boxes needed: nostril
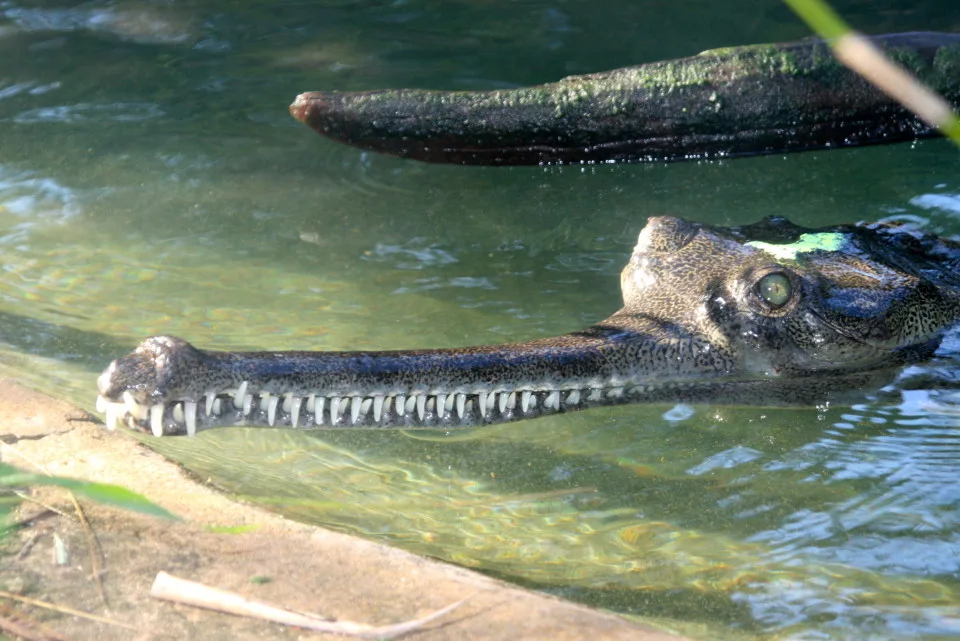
[634,216,699,253]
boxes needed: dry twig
[151,571,471,639]
[0,610,68,641]
[12,492,69,519]
[68,492,109,609]
[0,590,136,630]
[15,529,43,562]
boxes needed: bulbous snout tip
[633,216,699,254]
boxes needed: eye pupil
[757,273,792,308]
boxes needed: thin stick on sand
[150,572,471,640]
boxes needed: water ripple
[546,251,623,274]
[363,240,459,270]
[5,5,193,45]
[13,102,164,124]
[910,192,960,216]
[0,165,82,228]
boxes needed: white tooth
[487,392,497,412]
[435,394,446,419]
[395,394,406,417]
[122,391,140,416]
[150,404,164,436]
[445,394,455,413]
[290,396,302,428]
[233,382,248,409]
[243,394,253,416]
[546,391,559,410]
[588,389,602,402]
[426,397,435,413]
[184,401,197,436]
[173,403,185,424]
[212,398,222,415]
[205,393,215,417]
[123,396,148,421]
[498,392,507,414]
[507,392,516,410]
[566,390,580,406]
[360,398,372,419]
[373,396,384,422]
[260,392,272,412]
[607,387,624,399]
[405,395,416,415]
[416,394,426,421]
[267,396,279,426]
[306,394,315,412]
[330,397,341,424]
[282,394,293,413]
[105,405,119,431]
[456,394,465,419]
[96,394,107,413]
[314,396,325,425]
[351,397,361,424]
[383,396,393,418]
[477,392,487,417]
[521,391,531,413]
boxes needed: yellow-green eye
[757,272,792,308]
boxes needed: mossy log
[290,32,960,165]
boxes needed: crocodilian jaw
[92,330,722,437]
[94,383,640,436]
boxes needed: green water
[2,1,960,638]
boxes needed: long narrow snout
[94,321,736,436]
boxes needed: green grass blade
[784,0,960,148]
[782,0,850,41]
[0,463,177,519]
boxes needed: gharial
[95,215,960,436]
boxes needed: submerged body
[96,216,960,436]
[291,32,960,165]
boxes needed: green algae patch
[747,232,847,260]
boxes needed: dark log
[290,32,960,166]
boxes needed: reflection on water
[2,1,960,638]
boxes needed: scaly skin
[96,216,960,436]
[290,32,960,165]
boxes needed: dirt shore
[0,378,690,641]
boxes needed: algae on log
[290,32,960,165]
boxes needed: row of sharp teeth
[95,382,646,436]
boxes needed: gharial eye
[756,272,792,308]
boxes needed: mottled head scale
[618,216,960,376]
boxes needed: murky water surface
[2,1,960,638]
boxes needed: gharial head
[615,215,960,379]
[94,214,960,435]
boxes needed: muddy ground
[0,378,692,641]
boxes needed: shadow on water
[0,309,130,368]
